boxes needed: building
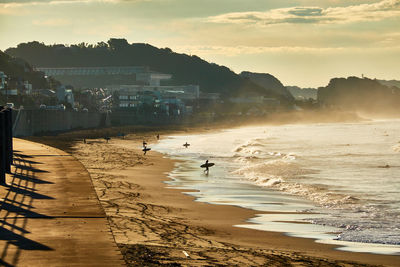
[0,75,32,96]
[36,66,149,76]
[136,72,172,86]
[56,86,75,107]
[35,66,151,88]
[115,85,198,115]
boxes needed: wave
[233,139,266,152]
[233,159,361,209]
[392,144,400,152]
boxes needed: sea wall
[12,109,215,137]
[13,109,110,137]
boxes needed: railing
[0,107,13,184]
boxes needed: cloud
[32,18,71,26]
[207,0,400,25]
[0,0,145,8]
[174,44,400,57]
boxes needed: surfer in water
[183,142,190,148]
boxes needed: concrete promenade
[0,139,125,266]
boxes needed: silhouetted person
[156,134,160,140]
[83,138,86,144]
[143,140,147,147]
[204,160,209,175]
[183,142,190,148]
[143,145,151,155]
[104,137,110,143]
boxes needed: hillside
[318,77,400,113]
[5,39,293,104]
[286,86,317,100]
[377,79,400,89]
[240,71,294,101]
[0,50,51,90]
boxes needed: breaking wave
[232,156,361,209]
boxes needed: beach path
[0,139,125,266]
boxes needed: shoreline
[68,135,399,266]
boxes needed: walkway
[0,139,125,266]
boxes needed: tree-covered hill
[5,39,293,103]
[0,50,52,89]
[286,86,317,100]
[378,79,400,89]
[318,77,400,113]
[240,71,294,100]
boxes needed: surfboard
[142,148,151,152]
[200,163,214,168]
[183,143,190,147]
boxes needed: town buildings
[38,65,220,116]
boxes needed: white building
[136,72,172,86]
[36,66,149,76]
[111,84,200,109]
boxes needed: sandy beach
[53,130,398,267]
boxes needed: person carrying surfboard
[143,145,151,155]
[201,160,214,175]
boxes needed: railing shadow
[0,152,54,266]
[12,158,41,165]
[0,228,52,250]
[10,165,48,173]
[11,174,53,185]
[5,186,54,200]
[12,153,33,159]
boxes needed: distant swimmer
[104,137,110,143]
[143,146,151,155]
[378,164,390,168]
[183,142,190,148]
[200,160,214,175]
[156,134,160,140]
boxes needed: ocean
[153,119,400,255]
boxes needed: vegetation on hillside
[240,71,294,100]
[5,39,293,103]
[318,77,400,114]
[0,50,53,90]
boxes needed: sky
[0,0,399,87]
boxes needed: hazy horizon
[1,0,399,87]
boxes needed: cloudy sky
[0,0,399,87]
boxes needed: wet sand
[69,135,399,266]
